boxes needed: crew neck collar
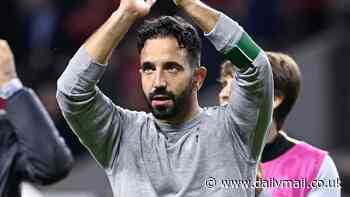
[153,108,204,132]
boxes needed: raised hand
[119,0,157,18]
[84,0,157,64]
[0,40,17,87]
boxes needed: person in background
[219,52,341,196]
[0,39,74,197]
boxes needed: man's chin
[151,106,177,120]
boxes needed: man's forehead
[140,37,189,63]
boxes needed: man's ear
[193,66,207,91]
[273,95,284,110]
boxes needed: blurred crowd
[1,0,349,196]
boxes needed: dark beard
[143,83,193,120]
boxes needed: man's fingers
[0,40,12,54]
[0,39,8,48]
[145,0,156,8]
[0,40,14,65]
[0,39,7,51]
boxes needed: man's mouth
[151,95,173,107]
[152,95,171,100]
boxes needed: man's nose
[154,70,166,88]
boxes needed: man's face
[140,37,194,120]
[218,74,234,106]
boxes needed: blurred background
[1,0,349,196]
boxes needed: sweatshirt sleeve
[56,46,142,169]
[206,13,273,161]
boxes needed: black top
[0,88,74,197]
[261,132,295,163]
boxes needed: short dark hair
[220,52,301,131]
[137,16,202,67]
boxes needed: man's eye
[141,66,155,74]
[143,68,153,73]
[168,67,178,73]
[166,64,179,73]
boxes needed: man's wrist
[114,8,139,22]
[116,3,149,21]
[0,78,23,99]
[175,0,198,8]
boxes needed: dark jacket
[0,88,74,197]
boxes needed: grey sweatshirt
[56,13,273,197]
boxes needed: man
[219,52,341,196]
[0,39,74,197]
[56,0,273,196]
